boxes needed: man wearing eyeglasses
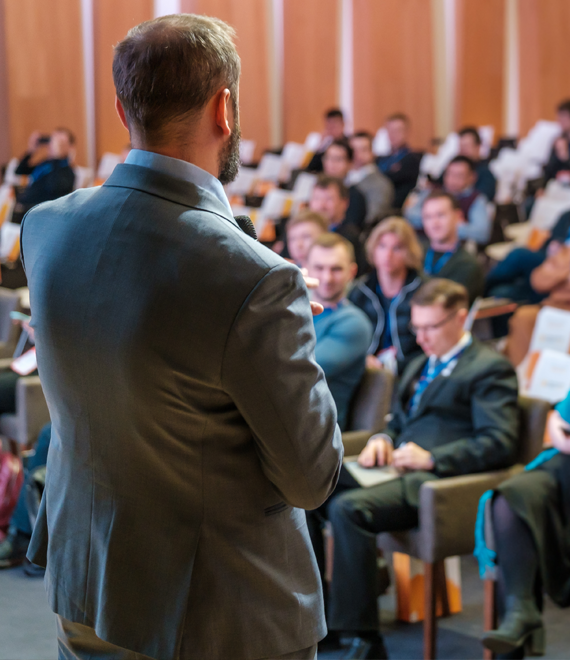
[314,278,519,660]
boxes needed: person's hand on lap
[358,436,393,467]
[392,442,434,471]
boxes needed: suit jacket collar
[103,163,239,230]
[399,339,480,419]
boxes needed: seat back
[0,287,21,357]
[345,366,394,434]
[517,395,551,465]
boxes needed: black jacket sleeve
[430,358,519,477]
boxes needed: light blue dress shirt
[125,148,233,218]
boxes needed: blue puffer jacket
[348,268,425,373]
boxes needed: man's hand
[366,354,383,369]
[548,410,570,455]
[27,130,42,153]
[358,435,393,467]
[301,268,323,316]
[392,442,434,471]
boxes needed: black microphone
[234,215,258,241]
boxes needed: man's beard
[218,109,241,185]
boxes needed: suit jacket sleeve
[221,262,344,510]
[429,359,519,477]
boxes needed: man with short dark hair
[22,14,342,660]
[457,126,496,201]
[405,155,492,245]
[311,279,519,659]
[322,140,367,229]
[306,108,348,173]
[376,113,421,209]
[307,233,373,431]
[421,190,485,303]
[348,131,394,224]
[309,176,367,273]
[13,128,77,222]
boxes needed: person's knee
[328,492,361,528]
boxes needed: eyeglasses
[409,309,458,336]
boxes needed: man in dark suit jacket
[310,279,519,659]
[22,15,343,660]
[421,190,485,304]
[376,113,421,209]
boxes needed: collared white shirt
[428,331,472,376]
[346,163,378,187]
[125,149,233,218]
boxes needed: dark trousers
[308,468,419,632]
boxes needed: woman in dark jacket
[348,216,425,374]
[479,392,570,658]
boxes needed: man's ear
[457,307,469,325]
[115,97,129,131]
[349,262,358,280]
[215,88,232,137]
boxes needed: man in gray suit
[21,14,343,660]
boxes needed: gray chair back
[0,287,21,357]
[345,367,394,434]
[517,396,551,465]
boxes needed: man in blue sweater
[306,233,373,431]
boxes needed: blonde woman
[348,217,425,373]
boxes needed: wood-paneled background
[0,0,568,166]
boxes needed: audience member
[348,217,424,374]
[505,241,570,366]
[0,423,51,570]
[306,108,347,173]
[422,191,485,304]
[285,210,328,268]
[348,132,394,225]
[543,99,570,185]
[13,129,76,223]
[309,176,367,274]
[480,391,570,657]
[486,208,570,308]
[310,279,519,660]
[307,234,373,431]
[457,126,496,201]
[322,140,367,230]
[376,113,421,210]
[405,156,492,245]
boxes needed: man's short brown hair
[387,112,410,125]
[315,175,349,200]
[307,232,355,264]
[113,14,241,145]
[411,278,469,311]
[422,190,460,211]
[286,210,328,234]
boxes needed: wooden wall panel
[0,0,10,164]
[352,0,435,151]
[283,0,338,144]
[94,0,153,160]
[455,0,505,137]
[181,0,271,157]
[519,0,570,135]
[3,0,87,164]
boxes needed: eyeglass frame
[408,309,459,336]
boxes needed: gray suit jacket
[356,168,395,224]
[21,164,343,660]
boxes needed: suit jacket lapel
[409,341,478,419]
[103,163,239,229]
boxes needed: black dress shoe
[482,597,545,656]
[340,635,388,659]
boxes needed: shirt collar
[430,331,472,366]
[125,149,233,218]
[346,163,377,185]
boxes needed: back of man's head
[113,14,241,146]
[411,278,468,312]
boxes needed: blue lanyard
[424,248,455,275]
[408,340,471,414]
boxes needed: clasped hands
[358,435,435,472]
